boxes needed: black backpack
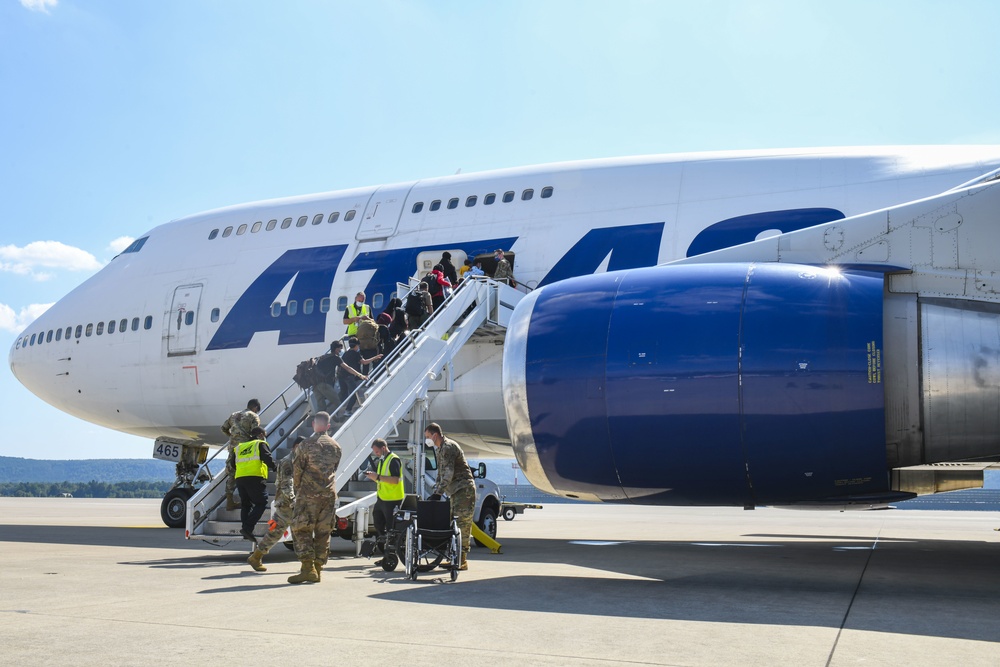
[406,290,428,316]
[293,357,320,390]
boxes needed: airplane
[10,145,1000,522]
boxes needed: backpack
[406,290,428,317]
[293,357,320,390]
[356,316,379,350]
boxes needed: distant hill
[0,456,176,483]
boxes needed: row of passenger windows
[411,186,553,214]
[269,293,396,318]
[15,316,154,350]
[208,210,358,240]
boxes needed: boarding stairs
[184,276,524,550]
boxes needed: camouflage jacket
[293,433,341,500]
[222,409,260,446]
[493,258,513,282]
[432,438,475,496]
[273,455,295,510]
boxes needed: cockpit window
[122,237,149,254]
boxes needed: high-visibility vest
[346,302,371,335]
[235,439,268,478]
[376,452,405,501]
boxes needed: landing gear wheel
[474,507,498,547]
[160,488,193,528]
[502,507,516,521]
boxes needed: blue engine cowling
[502,263,889,506]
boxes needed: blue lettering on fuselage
[538,222,665,287]
[207,245,348,350]
[348,237,518,308]
[685,208,845,257]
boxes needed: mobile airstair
[184,276,524,552]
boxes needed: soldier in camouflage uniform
[247,436,302,572]
[425,422,476,570]
[288,412,342,584]
[221,399,261,511]
[492,249,515,287]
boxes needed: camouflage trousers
[257,506,292,554]
[291,495,337,564]
[225,444,237,498]
[450,485,476,554]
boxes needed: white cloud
[108,236,135,254]
[0,241,103,280]
[20,0,57,12]
[0,303,53,333]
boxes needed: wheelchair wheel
[450,567,458,582]
[381,553,398,571]
[415,552,443,572]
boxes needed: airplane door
[167,284,203,357]
[356,182,417,241]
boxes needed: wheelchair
[404,498,461,582]
[361,494,417,572]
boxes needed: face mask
[355,299,364,305]
[424,437,435,447]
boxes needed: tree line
[0,480,174,498]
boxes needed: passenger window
[184,311,194,325]
[76,325,83,339]
[296,216,308,227]
[30,334,36,346]
[430,200,441,211]
[96,322,104,335]
[281,217,292,229]
[55,329,62,341]
[329,212,339,223]
[448,198,459,210]
[466,195,477,207]
[412,202,424,214]
[209,229,219,240]
[271,303,281,317]
[373,293,383,310]
[211,308,220,323]
[67,326,74,340]
[251,221,262,233]
[222,226,233,238]
[86,324,93,337]
[312,214,323,225]
[320,297,330,313]
[47,330,53,342]
[108,320,116,334]
[236,224,247,235]
[287,300,298,316]
[484,193,496,205]
[345,210,356,221]
[522,188,534,201]
[336,296,348,312]
[303,299,314,315]
[131,318,139,332]
[144,316,152,330]
[119,319,127,333]
[266,219,277,231]
[15,337,21,349]
[503,191,515,203]
[541,186,554,198]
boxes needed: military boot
[247,550,266,572]
[288,559,319,584]
[225,494,241,511]
[313,559,325,582]
[458,552,468,571]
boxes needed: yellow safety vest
[235,439,268,478]
[376,452,405,501]
[346,302,371,336]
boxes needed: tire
[450,567,458,582]
[381,553,398,571]
[474,506,498,547]
[502,507,517,521]
[282,541,295,551]
[160,488,193,528]
[416,552,443,572]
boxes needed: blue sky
[3,0,1000,460]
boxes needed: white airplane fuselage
[11,147,1000,456]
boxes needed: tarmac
[2,497,999,666]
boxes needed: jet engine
[503,263,900,506]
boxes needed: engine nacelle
[502,263,891,505]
